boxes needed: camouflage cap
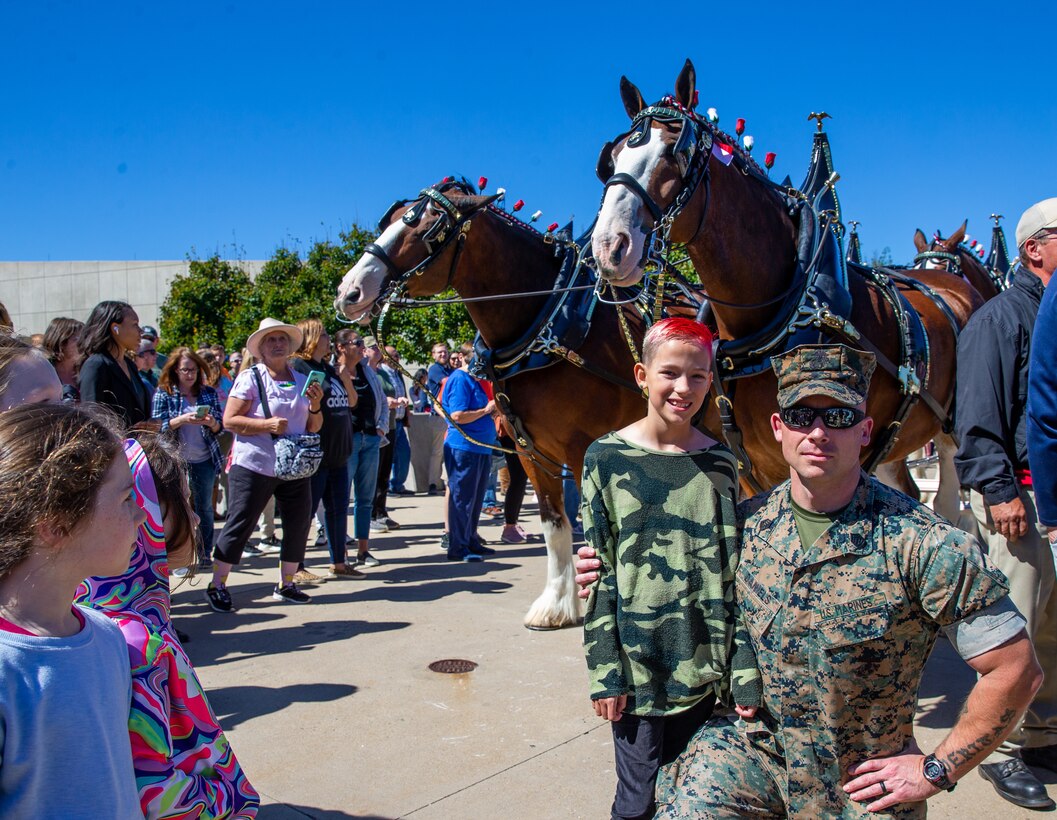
[771,344,876,409]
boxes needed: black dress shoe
[1024,745,1057,774]
[979,758,1055,809]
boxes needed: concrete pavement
[171,491,1051,819]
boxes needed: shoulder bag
[252,366,323,480]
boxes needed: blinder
[596,138,618,183]
[377,199,410,233]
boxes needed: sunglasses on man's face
[780,405,866,430]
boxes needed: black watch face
[923,758,946,784]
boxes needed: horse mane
[434,175,554,242]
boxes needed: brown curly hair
[0,403,123,578]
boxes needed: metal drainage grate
[429,659,478,674]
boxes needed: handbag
[251,366,322,481]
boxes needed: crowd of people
[0,302,538,606]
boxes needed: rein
[384,283,597,308]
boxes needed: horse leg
[521,462,579,631]
[875,459,920,501]
[931,432,963,525]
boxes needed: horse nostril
[345,288,361,305]
[608,233,630,267]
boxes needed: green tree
[158,256,253,352]
[162,222,481,363]
[870,246,896,268]
[382,294,475,363]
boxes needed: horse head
[334,178,498,322]
[593,59,711,286]
[912,220,1002,298]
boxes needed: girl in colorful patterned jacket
[78,429,260,819]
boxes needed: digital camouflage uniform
[655,344,1013,818]
[656,482,1012,818]
[582,433,761,715]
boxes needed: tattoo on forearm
[942,708,1017,772]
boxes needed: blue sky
[2,1,1054,265]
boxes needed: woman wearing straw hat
[205,318,325,611]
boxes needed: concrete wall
[0,260,267,337]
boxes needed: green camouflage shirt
[735,476,1011,817]
[582,432,760,717]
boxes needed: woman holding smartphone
[152,347,224,569]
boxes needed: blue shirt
[1028,277,1057,526]
[0,606,141,818]
[442,369,497,454]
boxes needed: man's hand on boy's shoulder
[575,546,600,599]
[592,694,627,722]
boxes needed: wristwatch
[922,754,956,792]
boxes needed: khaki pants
[407,411,447,493]
[971,488,1057,757]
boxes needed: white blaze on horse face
[593,131,666,286]
[335,219,405,321]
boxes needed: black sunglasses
[780,405,866,430]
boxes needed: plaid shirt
[151,385,224,473]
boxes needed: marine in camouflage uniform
[654,344,1035,819]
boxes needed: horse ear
[675,59,696,109]
[913,229,928,253]
[948,220,967,246]
[620,76,646,119]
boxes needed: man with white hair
[954,197,1057,810]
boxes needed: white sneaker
[369,518,389,533]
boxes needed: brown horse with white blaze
[335,181,647,629]
[592,60,983,501]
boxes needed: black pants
[610,694,716,820]
[372,435,395,520]
[500,434,528,526]
[213,465,312,565]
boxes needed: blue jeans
[187,459,217,560]
[563,469,581,527]
[389,424,411,492]
[311,464,351,564]
[348,431,381,541]
[481,453,503,508]
[444,445,491,557]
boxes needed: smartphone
[194,405,209,419]
[301,370,326,396]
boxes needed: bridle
[595,98,716,277]
[593,97,804,313]
[913,238,1006,293]
[343,180,502,323]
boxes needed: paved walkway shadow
[257,802,389,819]
[209,682,358,730]
[180,614,410,668]
[915,636,976,729]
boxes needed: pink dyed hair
[641,317,715,366]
